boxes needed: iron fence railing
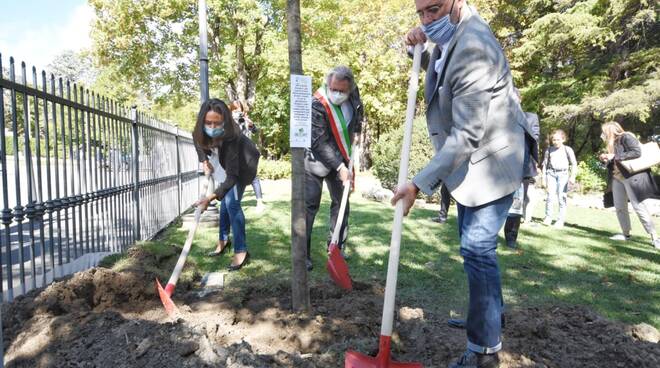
[0,53,201,305]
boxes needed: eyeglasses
[416,2,444,19]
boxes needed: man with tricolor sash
[304,65,363,271]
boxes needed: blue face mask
[420,0,457,46]
[204,126,224,138]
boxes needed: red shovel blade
[327,243,353,291]
[345,336,422,368]
[156,278,179,317]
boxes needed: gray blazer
[412,6,531,207]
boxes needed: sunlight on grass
[141,178,659,328]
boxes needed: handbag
[618,142,660,174]
[303,149,331,177]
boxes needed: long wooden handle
[166,173,211,287]
[329,145,356,244]
[380,43,423,337]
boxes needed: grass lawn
[139,176,660,328]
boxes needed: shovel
[344,44,424,368]
[156,174,212,317]
[326,145,356,291]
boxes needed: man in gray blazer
[393,1,531,367]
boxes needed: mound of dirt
[2,247,659,367]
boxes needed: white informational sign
[289,74,312,148]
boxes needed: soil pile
[2,246,659,367]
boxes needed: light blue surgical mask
[204,126,224,138]
[420,0,457,46]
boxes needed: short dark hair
[192,98,239,149]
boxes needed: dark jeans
[438,184,451,220]
[304,169,349,261]
[457,193,513,354]
[219,184,247,253]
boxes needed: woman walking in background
[542,129,578,228]
[230,100,266,213]
[599,122,659,249]
[194,99,261,271]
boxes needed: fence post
[131,106,141,241]
[175,126,182,216]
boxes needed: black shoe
[207,240,231,257]
[227,252,249,271]
[505,239,517,249]
[306,258,313,271]
[447,315,506,330]
[449,351,499,368]
[431,216,447,224]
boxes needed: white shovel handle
[330,145,356,245]
[166,173,211,287]
[380,44,423,336]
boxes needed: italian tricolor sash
[314,86,351,162]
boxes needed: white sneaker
[255,200,266,213]
[542,217,552,226]
[653,238,660,249]
[609,234,631,241]
[553,221,564,229]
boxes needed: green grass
[109,180,660,328]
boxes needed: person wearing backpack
[599,121,659,249]
[193,98,261,271]
[541,129,577,228]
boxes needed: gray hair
[326,65,356,92]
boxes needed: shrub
[257,158,291,180]
[575,156,607,193]
[372,117,436,200]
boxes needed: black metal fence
[0,53,201,304]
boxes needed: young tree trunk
[286,0,310,312]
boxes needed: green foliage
[575,157,607,193]
[86,0,658,164]
[501,0,659,157]
[372,117,434,192]
[257,158,290,180]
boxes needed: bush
[257,159,291,180]
[372,117,436,200]
[575,156,607,193]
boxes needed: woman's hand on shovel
[195,194,217,213]
[391,182,419,216]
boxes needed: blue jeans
[545,170,568,222]
[219,184,247,253]
[457,193,513,354]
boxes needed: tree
[286,0,309,312]
[89,0,283,131]
[47,50,98,87]
[489,0,659,158]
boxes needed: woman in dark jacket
[194,99,260,270]
[599,121,659,249]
